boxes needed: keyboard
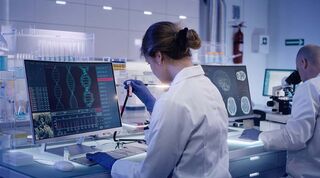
[71,145,147,166]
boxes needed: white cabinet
[5,0,36,22]
[65,0,85,3]
[85,0,129,9]
[129,0,166,13]
[128,31,144,60]
[166,16,199,32]
[166,0,199,18]
[230,151,286,178]
[86,5,128,30]
[35,0,85,26]
[86,27,128,58]
[129,10,166,31]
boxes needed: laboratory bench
[0,129,286,178]
[228,142,286,177]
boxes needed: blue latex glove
[239,128,261,141]
[86,152,117,170]
[124,79,156,113]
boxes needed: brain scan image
[227,97,237,116]
[241,96,251,114]
[236,70,246,81]
[214,70,231,92]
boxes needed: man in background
[241,44,320,178]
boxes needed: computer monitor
[201,65,254,121]
[262,69,295,96]
[24,60,122,155]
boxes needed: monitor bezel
[201,64,254,121]
[262,68,295,97]
[24,59,122,144]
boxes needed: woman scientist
[87,21,231,178]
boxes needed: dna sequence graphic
[52,65,64,110]
[80,66,94,107]
[66,65,79,108]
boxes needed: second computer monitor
[202,65,253,120]
[262,69,295,96]
[24,60,122,144]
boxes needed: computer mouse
[54,161,75,172]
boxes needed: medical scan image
[202,65,253,118]
[213,70,231,92]
[227,97,237,116]
[236,70,246,81]
[241,96,251,114]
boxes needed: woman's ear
[154,51,163,65]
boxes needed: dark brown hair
[141,21,201,60]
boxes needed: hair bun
[176,28,188,50]
[186,29,201,50]
[141,21,201,60]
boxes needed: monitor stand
[42,137,99,157]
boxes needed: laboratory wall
[0,0,199,60]
[3,0,306,106]
[242,0,269,106]
[267,0,320,69]
[224,0,269,106]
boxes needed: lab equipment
[265,112,290,124]
[53,160,75,172]
[0,79,6,121]
[239,128,261,141]
[86,152,116,170]
[113,82,147,144]
[262,69,295,96]
[0,33,8,71]
[198,0,227,64]
[285,70,301,85]
[121,81,132,117]
[263,69,300,115]
[0,55,8,71]
[24,60,122,156]
[2,28,95,62]
[124,80,155,113]
[202,65,255,121]
[197,42,226,64]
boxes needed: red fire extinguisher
[232,22,245,64]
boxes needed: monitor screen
[24,60,122,143]
[262,69,294,96]
[202,65,253,119]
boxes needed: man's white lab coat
[111,65,231,178]
[259,74,320,178]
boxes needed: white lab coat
[111,65,231,178]
[259,74,320,178]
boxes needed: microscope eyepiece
[285,70,301,85]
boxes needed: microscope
[267,71,301,115]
